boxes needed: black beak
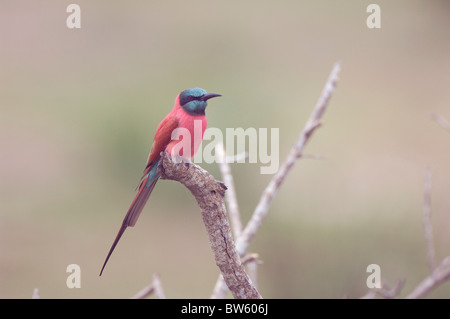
[201,93,222,101]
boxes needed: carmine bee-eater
[100,88,221,275]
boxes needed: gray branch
[158,152,262,299]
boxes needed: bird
[100,88,221,275]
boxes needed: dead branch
[242,253,262,291]
[423,168,436,273]
[32,288,40,299]
[235,62,340,257]
[211,62,341,298]
[404,169,450,298]
[360,168,450,299]
[360,279,405,299]
[406,257,450,299]
[158,152,261,299]
[215,142,243,239]
[131,273,165,299]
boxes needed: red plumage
[100,90,216,276]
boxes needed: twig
[158,152,262,299]
[235,61,340,256]
[211,62,341,298]
[211,275,228,299]
[241,253,260,265]
[152,273,165,299]
[431,113,450,133]
[365,168,450,299]
[216,142,243,238]
[423,168,436,273]
[225,151,249,164]
[360,279,405,299]
[32,288,40,299]
[131,273,165,299]
[406,257,450,299]
[132,283,155,299]
[403,169,450,298]
[242,253,261,290]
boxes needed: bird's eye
[185,96,195,103]
[180,95,191,105]
[181,94,202,106]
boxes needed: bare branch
[360,279,405,299]
[158,152,261,299]
[225,151,249,164]
[366,168,450,299]
[243,253,261,291]
[210,275,228,299]
[235,62,340,257]
[152,273,166,299]
[402,169,450,298]
[406,257,450,299]
[423,168,436,273]
[131,273,165,299]
[215,142,243,238]
[241,253,261,265]
[210,254,261,299]
[210,62,340,298]
[32,288,40,299]
[131,283,155,299]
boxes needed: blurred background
[1,0,450,298]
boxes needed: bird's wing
[142,114,179,177]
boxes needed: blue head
[179,88,221,115]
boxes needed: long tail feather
[99,175,159,276]
[99,221,128,276]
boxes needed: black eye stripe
[180,95,202,106]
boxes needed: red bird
[100,88,221,275]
